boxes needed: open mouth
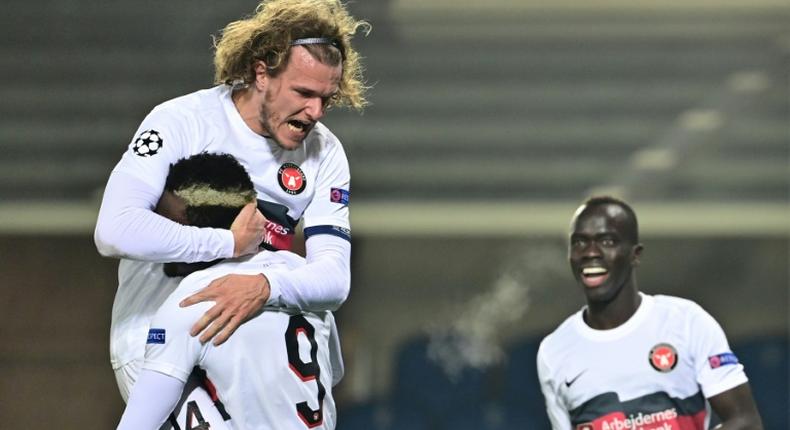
[581,266,608,287]
[287,119,310,134]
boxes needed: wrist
[227,229,241,258]
[257,273,271,303]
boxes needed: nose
[581,241,602,258]
[304,97,325,121]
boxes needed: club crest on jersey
[147,328,166,344]
[330,187,350,205]
[576,423,594,430]
[649,343,678,372]
[277,162,306,195]
[132,129,163,157]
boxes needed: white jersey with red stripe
[537,293,748,430]
[103,84,352,371]
[143,251,344,430]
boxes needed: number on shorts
[285,315,325,428]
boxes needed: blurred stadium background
[0,0,787,428]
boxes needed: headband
[290,37,345,59]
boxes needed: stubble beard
[259,100,304,151]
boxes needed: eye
[600,237,616,247]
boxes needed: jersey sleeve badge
[330,187,350,205]
[132,129,163,157]
[708,352,739,369]
[147,328,166,344]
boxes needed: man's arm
[116,369,185,430]
[709,383,763,430]
[182,135,353,345]
[179,133,351,345]
[95,170,265,262]
[687,302,763,429]
[181,234,350,345]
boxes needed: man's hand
[231,203,267,257]
[179,273,271,345]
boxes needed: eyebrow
[571,232,618,239]
[293,83,338,98]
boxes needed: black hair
[164,152,256,230]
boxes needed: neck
[231,88,267,136]
[584,283,641,330]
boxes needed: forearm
[95,170,234,262]
[714,416,763,430]
[116,369,185,430]
[265,234,350,311]
[709,383,764,430]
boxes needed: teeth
[583,267,607,275]
[287,122,303,132]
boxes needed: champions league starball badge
[277,162,306,195]
[132,129,163,157]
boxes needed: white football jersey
[144,251,344,430]
[111,260,179,370]
[117,84,350,236]
[537,293,748,430]
[107,84,352,371]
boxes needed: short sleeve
[688,305,748,398]
[113,104,197,192]
[302,133,351,236]
[142,281,209,382]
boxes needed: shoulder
[651,294,709,319]
[310,122,342,144]
[157,264,232,313]
[149,86,226,124]
[271,250,307,269]
[241,250,304,271]
[538,310,582,361]
[650,294,726,340]
[305,122,346,157]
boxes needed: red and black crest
[277,162,306,195]
[649,343,678,372]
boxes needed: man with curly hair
[94,0,368,427]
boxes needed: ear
[155,190,189,225]
[253,60,268,90]
[631,243,644,267]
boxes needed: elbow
[330,273,351,311]
[94,222,124,258]
[314,270,349,312]
[312,267,350,312]
[94,214,166,260]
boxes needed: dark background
[0,1,787,428]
